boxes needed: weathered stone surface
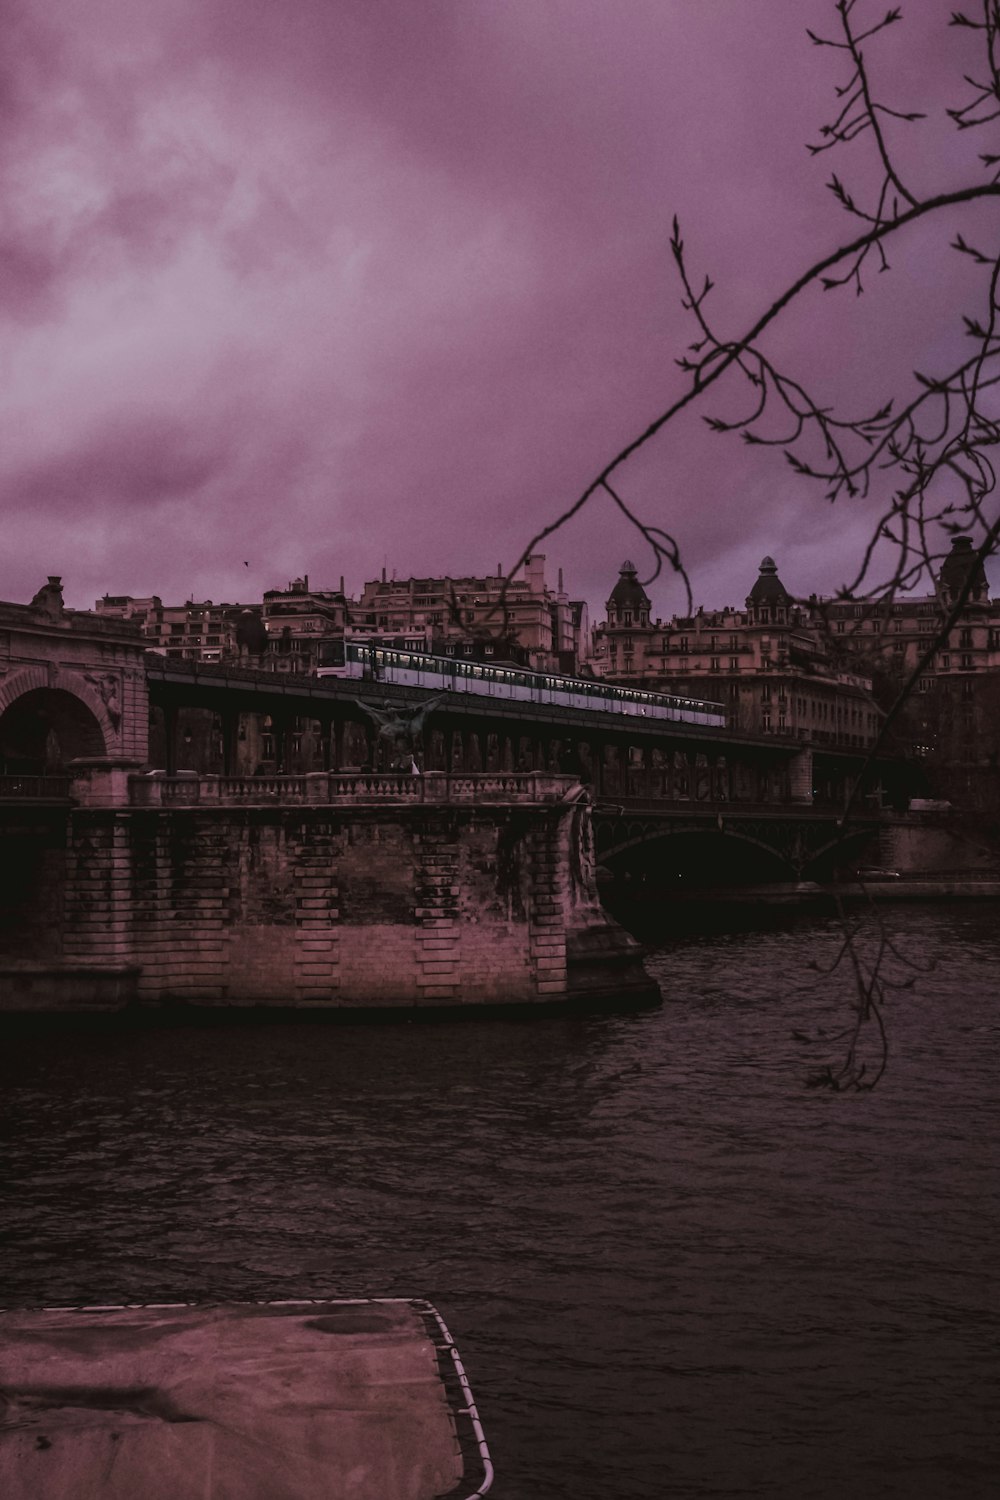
[0,783,660,1013]
[0,1301,465,1500]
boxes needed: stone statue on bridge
[354,695,446,771]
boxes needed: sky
[2,0,996,621]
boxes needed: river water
[2,902,998,1499]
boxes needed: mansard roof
[747,556,792,607]
[608,561,650,611]
[938,535,989,603]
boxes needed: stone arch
[599,824,798,880]
[0,667,114,772]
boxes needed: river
[2,902,997,1498]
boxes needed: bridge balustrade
[0,774,74,802]
[128,771,579,808]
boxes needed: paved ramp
[0,1298,491,1499]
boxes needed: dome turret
[938,535,989,604]
[607,560,651,612]
[747,555,791,609]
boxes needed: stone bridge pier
[2,773,658,1015]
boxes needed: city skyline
[3,3,992,615]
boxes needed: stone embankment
[0,771,659,1015]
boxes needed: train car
[316,642,725,728]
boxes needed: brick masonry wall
[50,803,590,1008]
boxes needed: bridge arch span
[0,667,114,772]
[598,824,799,883]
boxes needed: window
[762,711,772,731]
[761,684,771,702]
[960,628,972,648]
[623,611,633,626]
[941,654,951,670]
[679,635,689,652]
[961,653,973,670]
[710,657,721,672]
[836,621,845,633]
[729,657,739,672]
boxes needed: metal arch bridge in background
[593,801,889,877]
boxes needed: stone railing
[129,771,580,808]
[0,774,74,802]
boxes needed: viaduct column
[789,748,814,805]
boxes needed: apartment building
[357,554,587,673]
[94,595,250,662]
[815,534,1000,762]
[591,558,881,749]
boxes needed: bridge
[0,582,907,1014]
[1,578,904,809]
[592,798,887,884]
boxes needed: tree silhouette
[508,1,1000,1087]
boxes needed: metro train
[316,641,726,727]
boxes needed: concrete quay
[0,1299,492,1500]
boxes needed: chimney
[340,575,345,595]
[382,566,387,583]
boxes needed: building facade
[95,595,251,663]
[591,558,881,750]
[814,535,1000,780]
[357,554,587,673]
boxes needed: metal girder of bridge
[145,657,822,759]
[593,803,888,875]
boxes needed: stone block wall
[48,802,612,1009]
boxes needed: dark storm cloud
[1,0,991,614]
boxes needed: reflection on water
[2,904,998,1499]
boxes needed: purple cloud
[1,0,994,620]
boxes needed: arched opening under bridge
[0,687,107,773]
[603,829,798,893]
